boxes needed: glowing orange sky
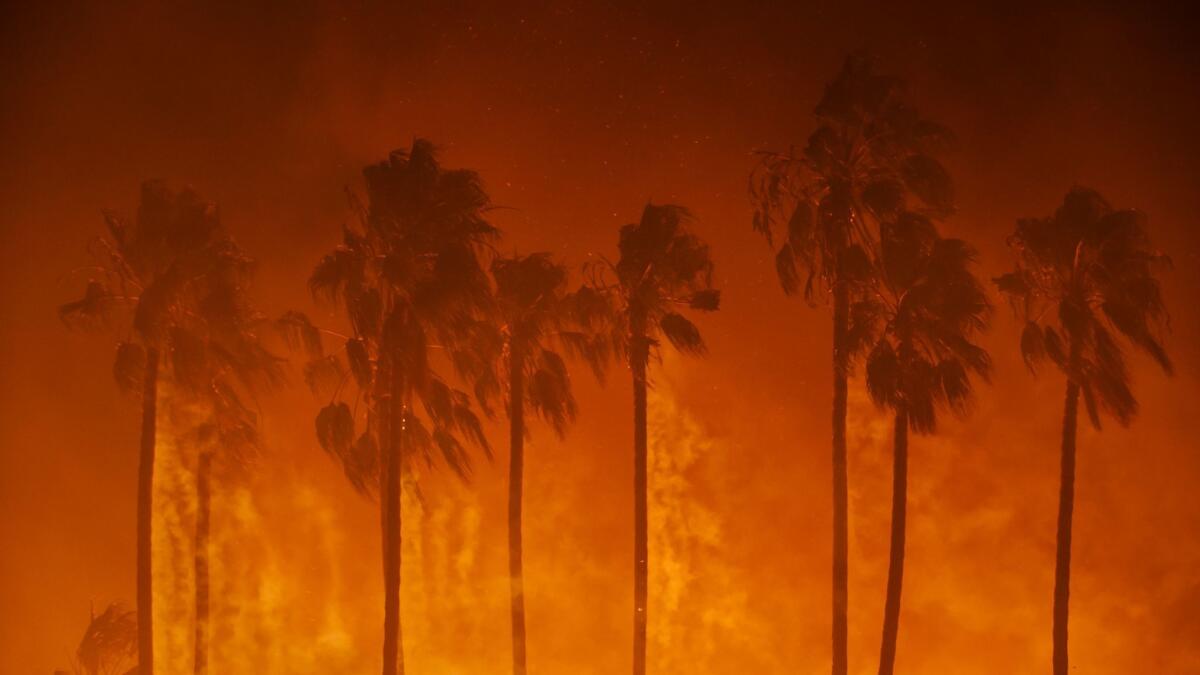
[2,2,1199,673]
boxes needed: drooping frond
[528,348,578,437]
[303,354,347,398]
[659,312,706,355]
[59,280,118,332]
[865,339,900,409]
[345,337,372,389]
[316,402,355,465]
[276,311,325,358]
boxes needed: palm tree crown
[856,220,992,430]
[482,252,603,433]
[995,186,1173,426]
[750,52,955,301]
[589,203,721,359]
[61,181,260,379]
[290,139,496,491]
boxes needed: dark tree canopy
[851,216,992,432]
[750,52,954,304]
[296,139,496,494]
[472,252,608,437]
[995,187,1172,428]
[585,203,720,363]
[61,181,283,462]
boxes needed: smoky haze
[2,1,1199,673]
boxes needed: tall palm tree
[848,217,991,675]
[61,181,245,675]
[585,204,719,675]
[173,239,283,675]
[749,53,954,675]
[290,139,495,675]
[995,187,1172,675]
[472,252,608,675]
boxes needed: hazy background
[2,1,1199,672]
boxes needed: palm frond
[528,349,578,437]
[59,280,118,332]
[659,312,706,355]
[276,311,324,358]
[303,354,346,397]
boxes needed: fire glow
[4,4,1199,675]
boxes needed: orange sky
[2,2,1199,673]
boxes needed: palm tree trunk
[193,449,212,675]
[1053,378,1080,675]
[138,346,158,675]
[878,409,908,675]
[383,366,406,675]
[632,343,649,675]
[508,346,528,675]
[831,282,850,675]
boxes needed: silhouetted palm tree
[995,187,1172,675]
[290,139,495,675]
[750,53,954,675]
[848,218,991,675]
[174,241,283,675]
[585,204,719,675]
[61,182,250,675]
[68,603,138,675]
[468,252,608,675]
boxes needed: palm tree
[290,139,495,675]
[173,239,284,675]
[847,217,991,675]
[585,204,719,675]
[749,53,954,675]
[69,603,138,675]
[470,252,609,675]
[995,187,1172,675]
[61,181,244,675]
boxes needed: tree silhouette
[995,187,1172,675]
[68,603,138,675]
[585,204,719,675]
[290,139,495,675]
[465,252,608,675]
[848,218,991,675]
[173,238,283,675]
[61,181,256,675]
[750,53,954,675]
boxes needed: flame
[647,382,778,673]
[151,382,370,674]
[151,381,201,675]
[133,371,1200,675]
